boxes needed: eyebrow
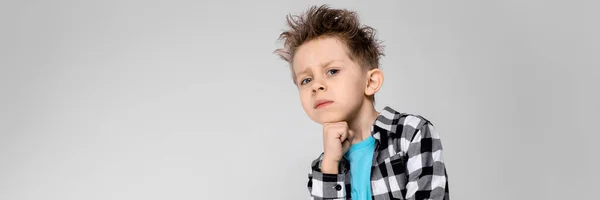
[294,60,342,78]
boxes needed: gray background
[1,0,598,199]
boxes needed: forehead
[292,37,352,73]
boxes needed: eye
[300,77,312,85]
[327,69,339,75]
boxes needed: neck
[347,100,380,145]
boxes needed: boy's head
[275,5,385,124]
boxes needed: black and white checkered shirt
[307,106,450,200]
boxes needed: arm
[307,153,349,199]
[405,122,450,200]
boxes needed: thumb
[342,136,352,153]
[347,130,355,141]
[342,130,355,153]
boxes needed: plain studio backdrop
[1,0,598,199]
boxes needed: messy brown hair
[274,5,385,84]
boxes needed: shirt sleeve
[307,152,350,199]
[405,122,450,200]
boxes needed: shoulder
[378,106,436,140]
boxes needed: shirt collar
[371,106,399,142]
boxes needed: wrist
[321,158,339,174]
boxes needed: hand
[321,121,355,174]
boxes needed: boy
[274,5,449,200]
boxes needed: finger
[331,121,347,126]
[342,138,351,152]
[347,130,355,141]
[322,124,329,135]
[339,129,348,142]
[342,141,350,152]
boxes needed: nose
[311,79,326,93]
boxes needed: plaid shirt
[307,106,449,200]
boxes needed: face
[292,37,368,124]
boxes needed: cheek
[337,79,366,109]
[340,78,365,97]
[298,90,312,110]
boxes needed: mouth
[314,100,334,109]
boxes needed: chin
[310,112,348,124]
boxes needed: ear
[365,68,384,96]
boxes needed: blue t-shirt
[343,135,376,200]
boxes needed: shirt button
[335,184,342,191]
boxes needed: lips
[314,100,334,109]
